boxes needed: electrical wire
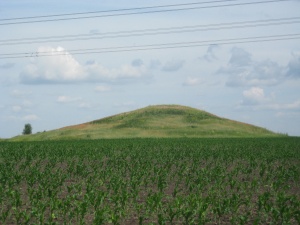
[0,0,254,21]
[0,0,291,26]
[1,17,299,46]
[1,33,299,59]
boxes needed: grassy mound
[11,105,281,141]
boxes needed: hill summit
[12,105,280,141]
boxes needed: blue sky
[0,0,300,138]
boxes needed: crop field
[0,138,300,224]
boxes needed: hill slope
[11,105,281,141]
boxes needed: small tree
[22,124,32,135]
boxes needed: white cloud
[22,114,39,121]
[95,85,111,92]
[57,95,82,103]
[20,46,86,84]
[20,46,151,84]
[239,86,300,112]
[183,77,201,86]
[241,87,269,105]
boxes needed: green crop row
[0,138,299,224]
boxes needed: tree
[22,124,32,135]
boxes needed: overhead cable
[0,0,255,21]
[1,17,299,46]
[0,0,292,26]
[1,33,299,59]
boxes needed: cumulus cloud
[161,60,185,72]
[217,47,286,87]
[20,46,151,84]
[239,86,300,112]
[20,46,86,84]
[241,87,270,105]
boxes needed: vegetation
[22,124,32,135]
[11,105,281,141]
[0,138,299,224]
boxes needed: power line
[0,0,291,26]
[1,33,299,59]
[1,17,299,46]
[0,0,251,21]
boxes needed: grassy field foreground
[0,138,300,224]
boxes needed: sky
[0,0,300,138]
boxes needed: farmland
[0,138,300,224]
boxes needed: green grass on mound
[10,105,282,141]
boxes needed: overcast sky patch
[183,77,202,86]
[286,52,300,78]
[217,47,286,87]
[1,0,299,137]
[95,85,111,92]
[161,60,185,72]
[0,63,15,69]
[201,45,219,62]
[57,95,82,103]
[22,114,39,121]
